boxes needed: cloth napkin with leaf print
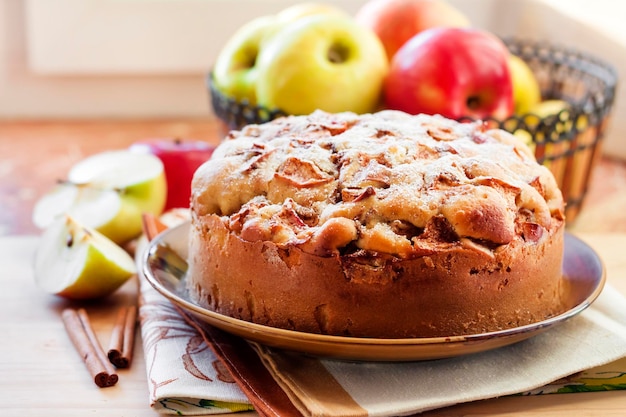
[138,212,301,416]
[138,269,254,415]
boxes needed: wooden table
[1,119,626,416]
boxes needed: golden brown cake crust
[188,110,566,338]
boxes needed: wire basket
[208,38,618,222]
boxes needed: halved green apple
[34,215,136,300]
[32,150,166,244]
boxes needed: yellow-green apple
[255,14,388,115]
[514,99,588,160]
[212,4,349,107]
[524,99,573,132]
[525,98,588,142]
[34,215,136,300]
[355,0,470,60]
[32,150,166,244]
[508,54,541,114]
[384,27,513,120]
[212,15,276,105]
[129,139,215,210]
[528,99,570,117]
[520,99,574,169]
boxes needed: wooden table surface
[1,119,626,416]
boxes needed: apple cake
[187,110,566,338]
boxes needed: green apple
[34,215,136,300]
[255,14,388,115]
[32,150,166,245]
[508,54,541,115]
[212,4,349,107]
[525,99,573,133]
[212,15,277,105]
[514,99,577,163]
[529,99,571,116]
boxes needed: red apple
[355,0,470,60]
[384,27,514,120]
[129,139,215,210]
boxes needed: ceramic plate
[142,222,605,362]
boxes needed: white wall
[0,0,508,120]
[1,0,625,158]
[0,0,223,119]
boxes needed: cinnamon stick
[141,212,167,242]
[107,305,137,368]
[61,308,118,388]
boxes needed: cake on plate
[186,110,566,338]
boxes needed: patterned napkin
[252,284,626,416]
[138,213,302,416]
[137,215,626,416]
[138,271,254,415]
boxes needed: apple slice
[34,215,136,300]
[32,150,166,244]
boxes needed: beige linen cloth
[137,218,626,416]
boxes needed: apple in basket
[32,150,166,245]
[212,15,276,106]
[254,13,388,115]
[508,53,542,115]
[212,2,348,107]
[384,27,514,120]
[355,0,471,60]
